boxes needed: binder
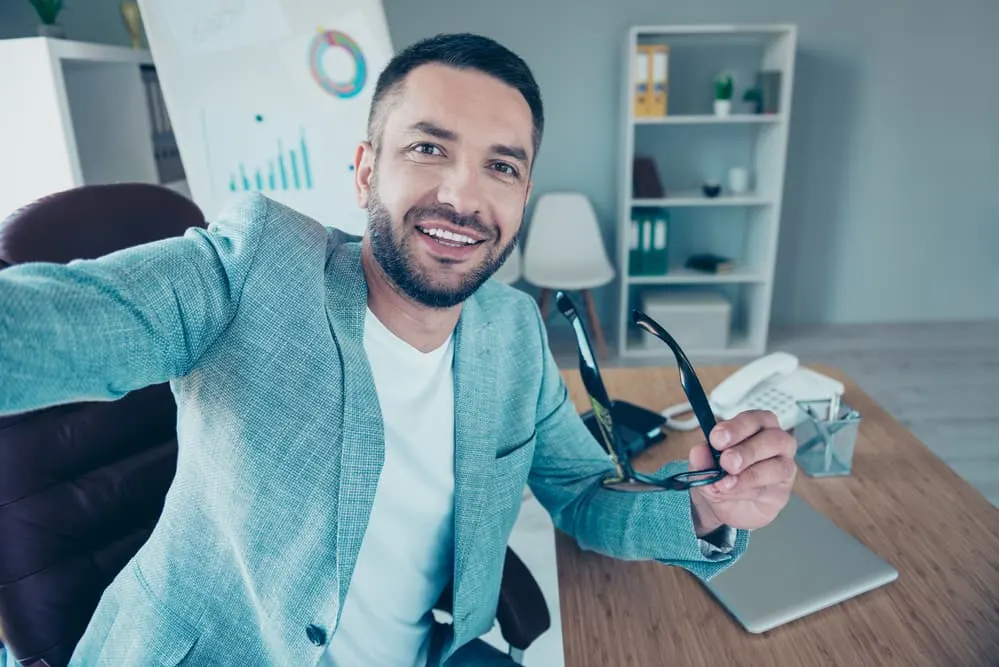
[648,44,669,116]
[628,215,643,276]
[648,210,669,274]
[641,215,654,274]
[633,48,650,116]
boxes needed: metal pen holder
[793,398,861,477]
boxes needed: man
[0,33,796,667]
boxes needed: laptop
[701,493,899,634]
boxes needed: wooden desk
[556,364,999,667]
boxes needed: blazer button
[306,623,327,646]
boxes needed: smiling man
[0,33,796,667]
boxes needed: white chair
[491,243,522,284]
[522,192,615,358]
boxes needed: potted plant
[30,0,65,39]
[713,72,734,117]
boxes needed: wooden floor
[549,319,999,509]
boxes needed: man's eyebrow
[407,121,457,141]
[491,143,529,165]
[407,121,529,165]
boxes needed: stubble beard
[366,185,519,309]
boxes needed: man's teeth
[421,227,479,245]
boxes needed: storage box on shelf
[635,290,732,351]
[0,37,185,219]
[616,24,796,361]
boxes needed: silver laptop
[702,493,898,634]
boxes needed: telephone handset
[662,352,845,432]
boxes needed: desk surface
[557,364,999,667]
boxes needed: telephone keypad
[746,387,795,416]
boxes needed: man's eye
[493,162,519,178]
[414,143,443,156]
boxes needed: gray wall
[3,0,997,328]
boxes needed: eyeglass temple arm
[631,310,722,466]
[556,292,635,476]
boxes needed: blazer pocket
[495,429,536,460]
[492,431,536,495]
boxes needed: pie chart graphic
[308,29,366,99]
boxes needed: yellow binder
[633,47,650,116]
[649,43,669,116]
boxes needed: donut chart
[308,29,366,99]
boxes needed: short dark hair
[366,33,544,164]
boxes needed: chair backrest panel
[0,183,205,667]
[523,192,609,268]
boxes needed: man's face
[355,63,535,309]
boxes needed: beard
[366,188,519,309]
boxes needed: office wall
[378,0,999,328]
[2,0,996,327]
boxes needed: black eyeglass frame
[555,290,727,492]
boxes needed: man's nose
[437,163,484,218]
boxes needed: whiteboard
[137,0,394,235]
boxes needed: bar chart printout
[228,128,314,193]
[200,109,363,231]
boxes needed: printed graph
[201,107,366,234]
[227,126,314,193]
[202,110,317,197]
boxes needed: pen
[825,393,840,471]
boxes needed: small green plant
[30,0,63,25]
[714,72,734,101]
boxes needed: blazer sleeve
[524,300,749,582]
[0,193,271,417]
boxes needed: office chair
[0,183,550,666]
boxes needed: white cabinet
[0,37,184,219]
[616,24,796,360]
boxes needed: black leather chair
[0,183,550,666]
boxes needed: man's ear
[354,141,375,208]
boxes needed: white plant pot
[714,99,732,117]
[37,23,66,39]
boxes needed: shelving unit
[616,24,796,361]
[0,37,184,219]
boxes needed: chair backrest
[0,183,206,667]
[521,191,614,288]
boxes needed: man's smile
[415,223,487,247]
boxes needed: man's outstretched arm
[0,193,271,417]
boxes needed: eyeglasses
[556,291,727,492]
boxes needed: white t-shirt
[322,308,457,667]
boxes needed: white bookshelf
[616,24,797,361]
[0,37,185,219]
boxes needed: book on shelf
[685,253,735,274]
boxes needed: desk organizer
[793,398,861,477]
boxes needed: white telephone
[662,352,845,432]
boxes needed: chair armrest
[496,547,551,652]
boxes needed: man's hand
[688,409,796,536]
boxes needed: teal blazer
[0,194,747,666]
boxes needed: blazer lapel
[322,237,385,616]
[449,294,499,623]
